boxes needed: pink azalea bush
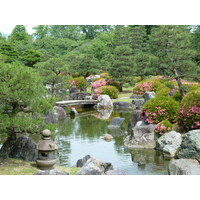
[133,79,162,95]
[92,79,107,89]
[177,90,200,131]
[69,77,87,89]
[154,120,173,135]
[141,96,180,124]
[94,85,119,99]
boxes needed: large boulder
[0,136,38,161]
[76,158,113,175]
[124,124,156,149]
[168,159,200,175]
[97,95,113,109]
[113,101,132,109]
[108,117,125,129]
[144,91,155,102]
[34,169,69,175]
[76,155,91,168]
[45,106,66,123]
[132,99,145,110]
[176,130,200,162]
[156,131,182,157]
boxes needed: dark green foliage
[110,45,134,89]
[22,49,42,67]
[0,41,18,63]
[0,62,53,139]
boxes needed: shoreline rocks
[176,130,200,162]
[76,157,114,175]
[124,124,156,149]
[168,159,200,175]
[156,131,182,157]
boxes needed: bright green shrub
[156,86,170,97]
[142,96,180,124]
[94,85,119,99]
[70,77,87,89]
[177,90,200,131]
[154,120,173,135]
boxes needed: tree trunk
[119,83,123,92]
[173,68,185,97]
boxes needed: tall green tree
[149,25,197,95]
[35,57,70,97]
[0,62,53,157]
[33,25,50,39]
[8,25,31,44]
[110,45,134,91]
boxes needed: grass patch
[112,98,133,104]
[0,158,80,175]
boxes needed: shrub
[106,79,121,91]
[154,120,173,135]
[94,85,119,99]
[156,86,171,97]
[92,79,107,89]
[70,77,87,89]
[133,79,162,95]
[142,96,180,124]
[177,90,200,131]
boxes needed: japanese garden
[0,25,199,175]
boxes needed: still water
[55,109,171,175]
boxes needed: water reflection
[54,109,170,174]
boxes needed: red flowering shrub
[133,79,162,95]
[154,120,173,135]
[142,96,180,124]
[177,90,200,131]
[92,79,107,89]
[94,85,119,99]
[70,77,87,89]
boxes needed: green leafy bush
[70,77,87,89]
[142,96,180,124]
[94,85,119,99]
[156,86,170,97]
[154,120,173,135]
[177,90,200,131]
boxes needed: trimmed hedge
[142,96,180,124]
[177,90,200,131]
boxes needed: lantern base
[36,159,57,170]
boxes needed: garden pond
[55,108,171,175]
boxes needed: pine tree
[149,25,197,96]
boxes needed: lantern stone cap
[41,129,51,138]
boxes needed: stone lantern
[36,129,58,170]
